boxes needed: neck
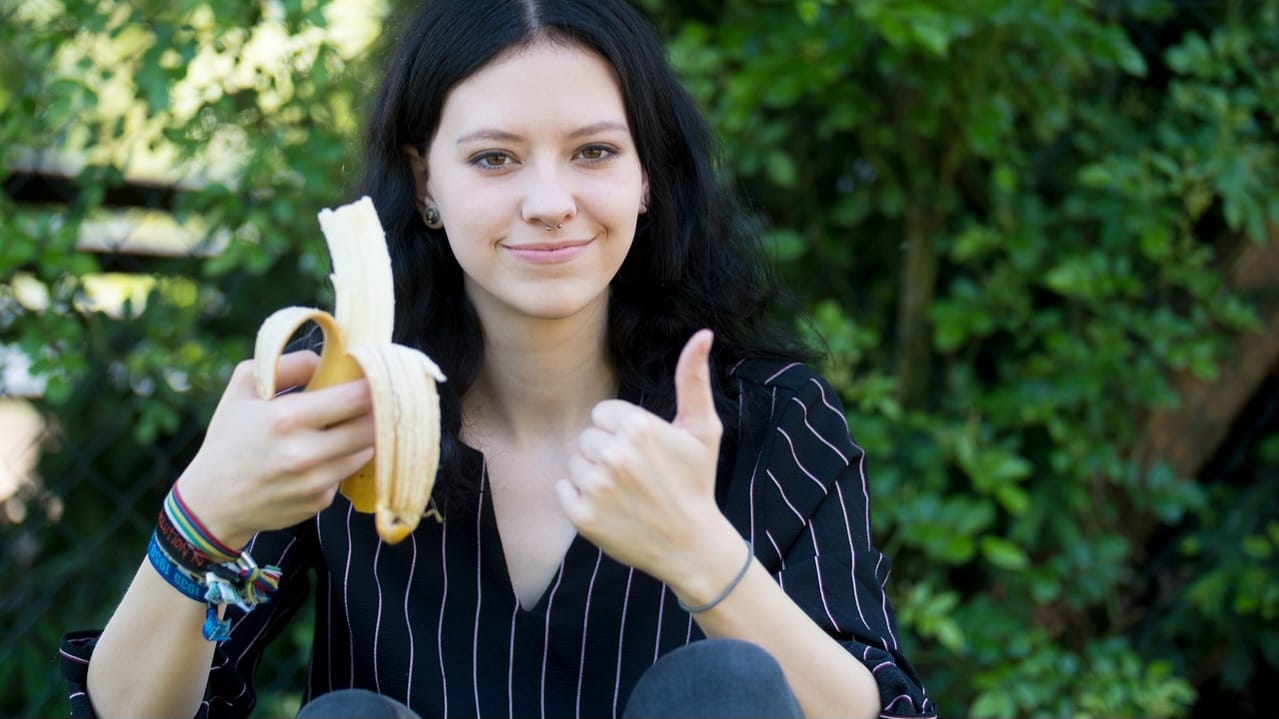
[463,302,616,448]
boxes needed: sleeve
[58,520,318,719]
[750,366,937,718]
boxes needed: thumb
[673,329,721,444]
[260,350,321,396]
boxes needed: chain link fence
[0,161,313,717]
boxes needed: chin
[516,291,610,323]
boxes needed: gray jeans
[296,638,803,718]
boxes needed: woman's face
[420,41,647,326]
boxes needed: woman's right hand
[175,350,376,549]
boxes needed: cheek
[433,181,514,241]
[585,175,646,226]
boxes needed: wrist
[173,472,254,551]
[670,520,750,609]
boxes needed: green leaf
[765,149,798,188]
[981,535,1030,571]
[1241,534,1273,559]
[1078,163,1115,188]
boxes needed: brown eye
[471,152,512,169]
[577,145,616,163]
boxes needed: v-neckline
[461,381,643,614]
[475,455,590,614]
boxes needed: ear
[402,144,433,212]
[639,172,650,215]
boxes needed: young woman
[61,1,935,717]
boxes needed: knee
[669,637,787,682]
[624,638,801,718]
[296,688,420,719]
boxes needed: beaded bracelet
[678,538,755,614]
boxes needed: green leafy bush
[661,0,1278,715]
[3,1,1277,717]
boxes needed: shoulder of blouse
[730,358,826,393]
[729,359,843,423]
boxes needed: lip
[503,238,593,264]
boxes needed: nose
[520,161,576,231]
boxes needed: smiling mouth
[507,239,593,251]
[503,239,593,264]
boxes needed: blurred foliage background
[2,0,1277,717]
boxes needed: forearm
[674,531,881,719]
[86,560,218,719]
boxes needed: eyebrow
[455,120,630,145]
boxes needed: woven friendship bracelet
[160,486,283,601]
[147,486,284,642]
[147,531,207,603]
[156,502,231,578]
[165,485,242,562]
[146,532,233,641]
[678,538,754,614]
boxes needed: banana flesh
[253,196,445,544]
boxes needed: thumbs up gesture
[557,330,740,585]
[671,329,724,448]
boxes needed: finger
[300,446,374,513]
[672,329,721,444]
[590,399,651,435]
[307,412,376,463]
[262,350,322,395]
[555,478,590,527]
[567,453,607,494]
[578,426,636,468]
[285,378,374,429]
[577,426,612,464]
[320,446,375,490]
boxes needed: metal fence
[0,162,312,717]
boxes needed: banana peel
[252,196,445,544]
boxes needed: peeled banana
[253,196,445,544]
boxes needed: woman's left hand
[555,329,743,591]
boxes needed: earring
[422,206,443,229]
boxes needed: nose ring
[544,223,563,232]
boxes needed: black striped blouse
[61,361,937,718]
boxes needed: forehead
[437,41,629,133]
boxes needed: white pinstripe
[507,600,518,719]
[835,482,871,632]
[652,584,666,663]
[343,504,355,686]
[877,555,899,650]
[576,549,604,718]
[808,527,844,633]
[372,538,385,692]
[777,425,830,494]
[611,567,635,718]
[765,529,786,591]
[234,537,298,667]
[473,474,485,718]
[767,468,805,522]
[791,394,851,464]
[405,532,418,709]
[436,514,449,718]
[540,563,566,719]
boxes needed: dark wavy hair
[354,0,814,512]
